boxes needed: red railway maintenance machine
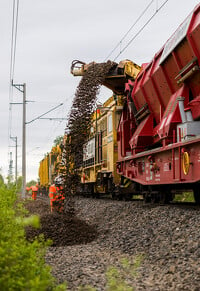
[71,4,200,203]
[116,4,200,203]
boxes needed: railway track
[35,191,200,211]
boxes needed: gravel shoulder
[25,196,200,290]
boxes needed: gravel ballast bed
[25,197,200,290]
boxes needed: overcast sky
[1,0,200,182]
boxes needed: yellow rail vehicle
[38,144,63,194]
[80,95,123,197]
[39,154,50,192]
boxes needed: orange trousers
[32,191,37,200]
[50,195,65,213]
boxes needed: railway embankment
[26,196,200,290]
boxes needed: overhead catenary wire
[41,94,73,144]
[29,95,72,161]
[8,0,20,177]
[9,0,20,127]
[8,0,16,140]
[26,103,64,124]
[9,0,16,86]
[11,0,19,83]
[104,0,155,61]
[113,0,169,61]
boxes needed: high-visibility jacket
[49,184,57,199]
[31,186,38,192]
[49,184,65,213]
[30,185,38,200]
[49,184,57,212]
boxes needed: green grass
[173,191,194,202]
[106,254,144,291]
[77,254,144,291]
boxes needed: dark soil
[25,199,97,247]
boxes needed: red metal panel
[161,54,179,93]
[187,7,200,101]
[133,73,146,109]
[189,95,200,120]
[175,39,195,68]
[151,59,172,109]
[187,4,200,60]
[130,3,200,123]
[117,137,200,185]
[129,114,153,151]
[142,79,161,124]
[133,53,175,118]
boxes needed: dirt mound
[25,199,49,215]
[25,199,98,247]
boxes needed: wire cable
[9,0,19,100]
[9,0,15,86]
[8,0,20,177]
[8,0,16,139]
[12,0,19,81]
[113,0,169,61]
[104,0,155,61]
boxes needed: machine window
[108,114,113,133]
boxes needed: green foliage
[27,180,38,188]
[0,173,4,184]
[53,135,63,146]
[16,214,41,228]
[78,255,143,291]
[16,176,23,192]
[0,183,66,291]
[174,191,194,202]
[106,255,144,291]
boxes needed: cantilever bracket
[11,79,24,93]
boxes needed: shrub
[0,182,66,291]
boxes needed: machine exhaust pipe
[178,97,194,123]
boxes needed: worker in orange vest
[49,176,65,213]
[53,176,65,213]
[55,183,65,213]
[30,185,38,200]
[49,183,57,212]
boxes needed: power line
[8,0,16,140]
[8,0,20,177]
[26,103,64,124]
[40,94,73,146]
[12,0,19,81]
[113,0,169,61]
[104,0,155,61]
[9,0,16,85]
[9,0,20,106]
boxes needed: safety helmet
[54,176,63,185]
